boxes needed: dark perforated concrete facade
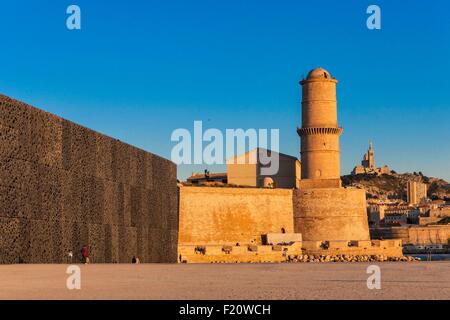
[0,94,178,264]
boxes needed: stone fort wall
[293,188,370,241]
[178,186,293,246]
[373,226,450,245]
[0,94,178,264]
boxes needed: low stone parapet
[302,239,403,257]
[178,243,303,263]
[230,246,248,255]
[302,241,322,250]
[178,238,405,263]
[264,233,302,245]
[328,240,349,249]
[355,240,372,248]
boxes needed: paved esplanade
[0,263,448,299]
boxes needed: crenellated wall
[0,94,178,264]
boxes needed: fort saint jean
[0,68,403,264]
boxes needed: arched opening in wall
[281,227,286,234]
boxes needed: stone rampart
[178,186,294,245]
[293,188,370,241]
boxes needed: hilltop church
[352,142,391,175]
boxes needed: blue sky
[1,0,449,181]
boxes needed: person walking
[81,245,89,264]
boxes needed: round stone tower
[294,67,370,241]
[297,68,343,186]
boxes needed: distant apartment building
[407,180,428,205]
[352,142,391,175]
[368,204,385,227]
[386,207,420,225]
[368,203,420,226]
[384,213,408,225]
[419,205,450,225]
[429,206,450,218]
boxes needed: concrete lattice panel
[0,94,178,264]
